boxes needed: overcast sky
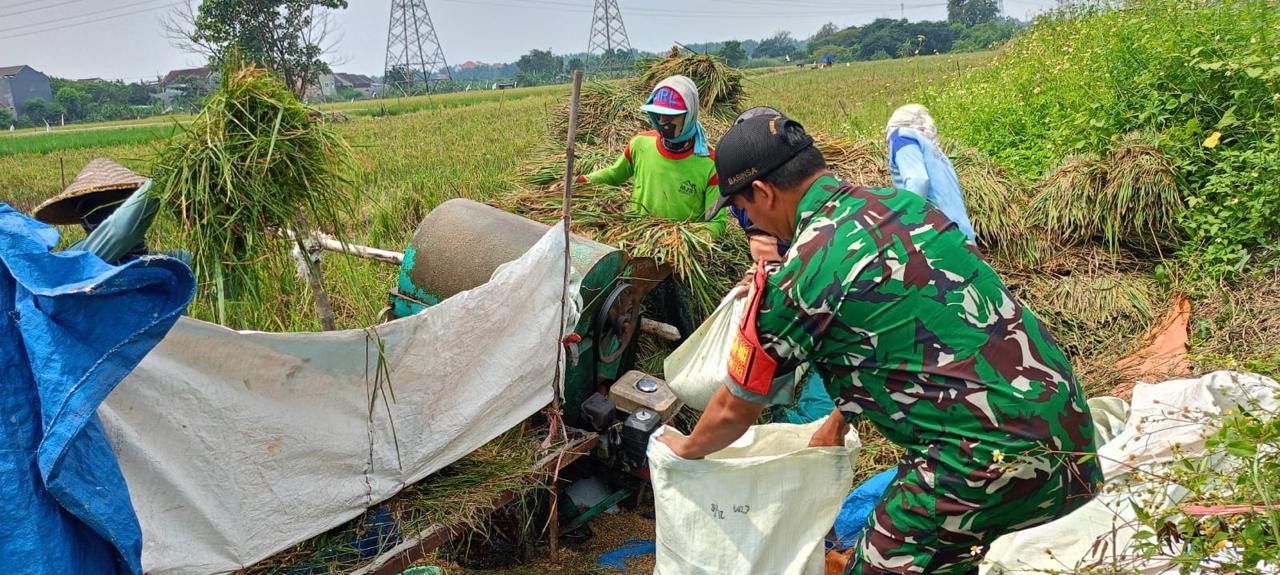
[0,0,1059,81]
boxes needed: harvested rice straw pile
[553,51,743,148]
[1029,133,1181,254]
[150,60,357,320]
[814,135,889,188]
[638,51,747,116]
[997,244,1165,394]
[492,185,749,317]
[1099,132,1183,252]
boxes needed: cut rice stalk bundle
[815,135,889,188]
[1026,153,1110,247]
[948,143,1037,256]
[553,80,650,148]
[493,185,750,317]
[1027,135,1182,254]
[553,53,745,149]
[1099,132,1183,253]
[637,51,747,117]
[520,143,615,187]
[151,61,357,322]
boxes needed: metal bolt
[634,409,654,422]
[636,378,659,393]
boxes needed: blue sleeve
[889,133,930,200]
[69,180,158,264]
[729,206,751,230]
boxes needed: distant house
[316,72,376,100]
[0,65,53,116]
[161,66,214,88]
[154,66,217,110]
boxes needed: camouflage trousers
[844,448,1100,575]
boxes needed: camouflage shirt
[730,175,1098,472]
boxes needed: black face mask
[656,118,681,140]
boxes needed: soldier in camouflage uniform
[656,113,1101,574]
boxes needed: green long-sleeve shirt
[581,131,728,237]
[68,180,191,266]
[69,180,159,264]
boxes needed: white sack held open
[648,420,860,575]
[663,287,746,410]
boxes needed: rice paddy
[5,44,1275,572]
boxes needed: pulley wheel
[595,282,642,364]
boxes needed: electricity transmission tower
[384,0,451,94]
[586,0,633,75]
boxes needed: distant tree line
[4,78,167,129]
[501,0,1023,88]
[718,0,1023,67]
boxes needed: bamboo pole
[547,69,584,561]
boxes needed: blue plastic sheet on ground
[831,468,897,550]
[597,539,656,570]
[0,204,193,575]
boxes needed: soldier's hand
[655,434,704,460]
[735,263,756,297]
[808,408,848,448]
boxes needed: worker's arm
[701,177,728,238]
[580,141,635,187]
[889,132,930,200]
[657,385,765,459]
[69,180,159,264]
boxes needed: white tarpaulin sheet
[981,371,1280,574]
[99,224,573,575]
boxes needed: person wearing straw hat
[885,104,977,243]
[31,158,189,266]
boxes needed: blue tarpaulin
[831,468,897,550]
[0,204,193,575]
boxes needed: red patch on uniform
[728,265,778,395]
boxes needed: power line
[0,0,54,11]
[441,0,945,19]
[0,1,179,41]
[0,0,174,34]
[0,0,88,20]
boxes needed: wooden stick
[292,237,337,331]
[641,318,681,342]
[547,69,584,561]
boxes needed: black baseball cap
[706,114,815,220]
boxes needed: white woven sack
[648,421,859,575]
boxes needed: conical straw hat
[32,158,147,225]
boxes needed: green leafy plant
[930,0,1280,278]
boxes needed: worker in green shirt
[560,75,729,339]
[31,158,189,266]
[659,113,1100,574]
[563,74,729,238]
